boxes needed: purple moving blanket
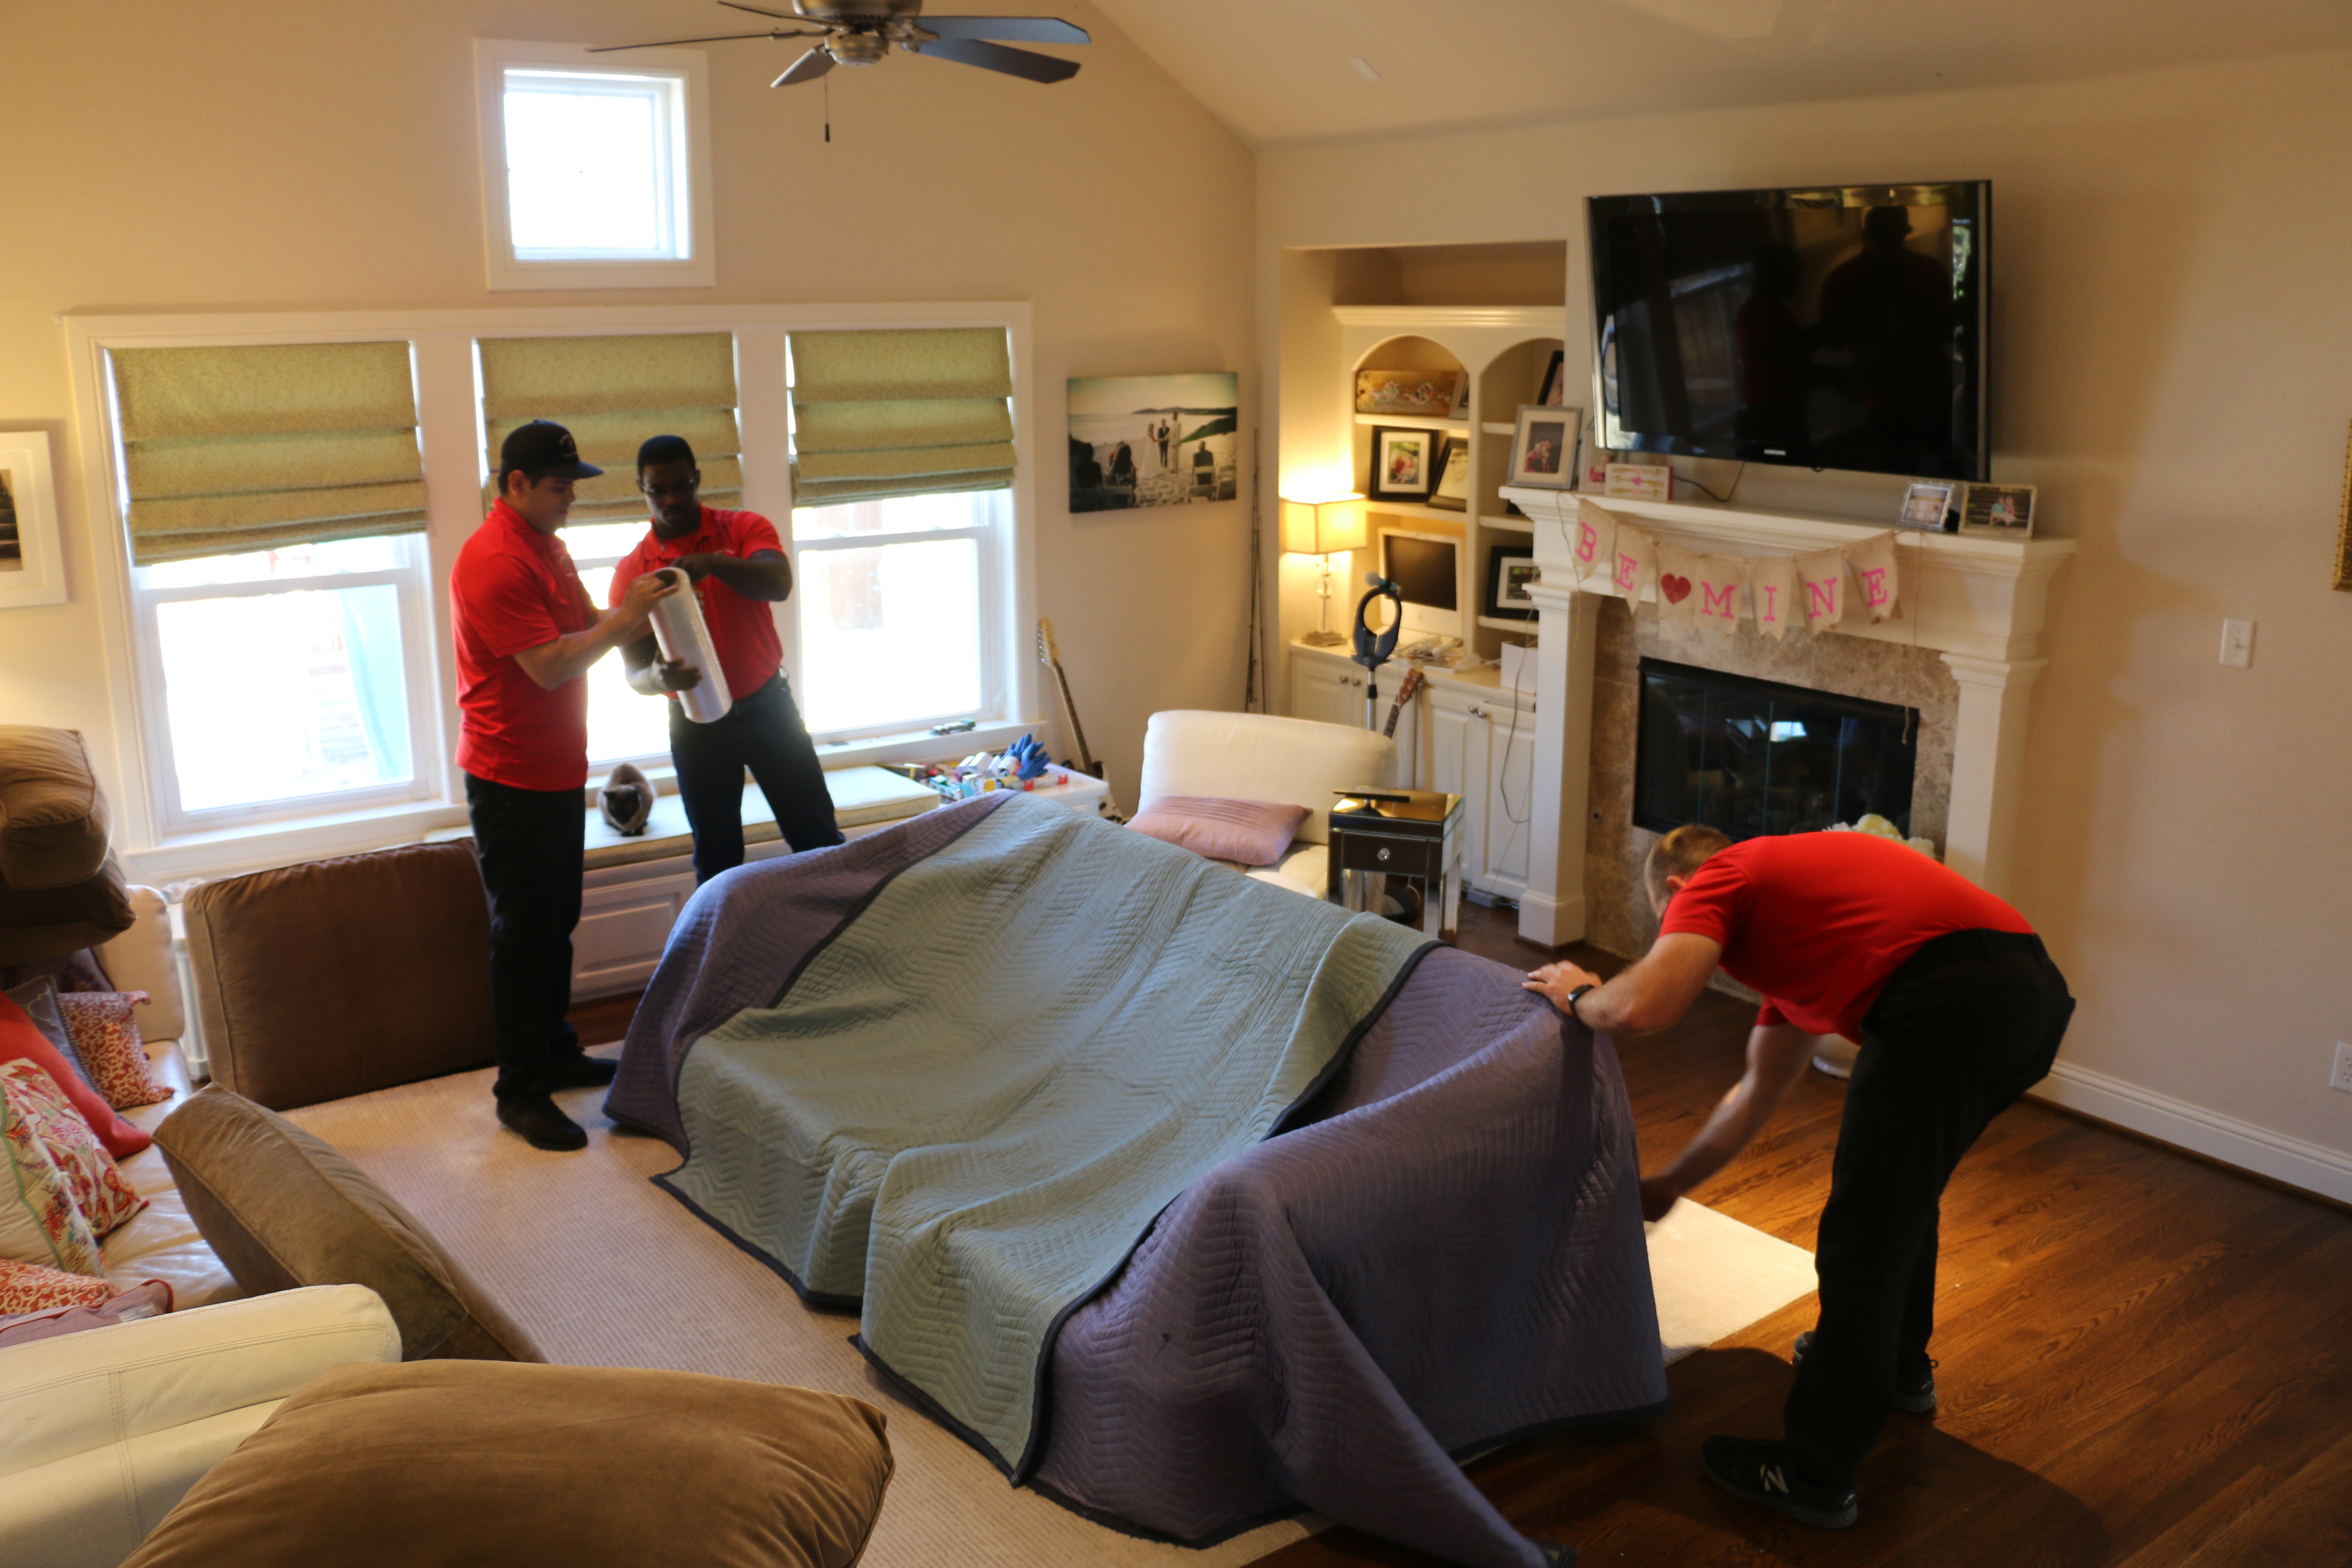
[611,797,1665,1568]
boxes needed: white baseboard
[2030,1060,2352,1206]
[1515,890,1584,949]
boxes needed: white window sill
[118,717,1057,888]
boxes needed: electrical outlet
[2333,1043,2352,1096]
[2219,618,2254,668]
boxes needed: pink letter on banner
[1701,580,1738,619]
[1610,521,1654,602]
[1794,546,1849,630]
[1847,530,1901,623]
[1750,555,1802,641]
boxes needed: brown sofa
[185,842,501,1110]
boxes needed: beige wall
[0,0,1256,824]
[1258,53,2352,1172]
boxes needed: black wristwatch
[1564,983,1597,1024]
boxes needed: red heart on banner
[1660,573,1692,604]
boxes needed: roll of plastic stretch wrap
[649,567,733,724]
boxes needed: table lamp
[1280,494,1369,647]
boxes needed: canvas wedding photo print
[1068,373,1239,512]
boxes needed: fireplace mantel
[1498,485,2076,946]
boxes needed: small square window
[476,41,715,290]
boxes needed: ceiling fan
[593,0,1090,87]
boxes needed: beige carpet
[288,1058,1814,1568]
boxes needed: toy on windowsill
[908,733,1078,801]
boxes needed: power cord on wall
[1671,461,1747,505]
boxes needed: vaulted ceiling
[1084,0,2352,148]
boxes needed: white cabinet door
[1289,653,1361,729]
[1426,687,1488,889]
[1481,696,1537,898]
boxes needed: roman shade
[479,333,741,521]
[111,343,426,566]
[788,327,1014,507]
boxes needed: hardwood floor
[565,903,2352,1567]
[1248,901,2352,1568]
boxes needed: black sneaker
[1793,1331,1938,1414]
[496,1092,588,1152]
[539,1053,619,1093]
[1700,1435,1858,1530]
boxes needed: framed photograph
[1446,372,1472,421]
[1535,349,1566,407]
[1899,480,1957,533]
[1370,427,1438,502]
[1507,405,1580,491]
[0,431,66,610]
[1426,435,1472,511]
[1355,368,1462,418]
[1957,481,2037,539]
[1485,543,1539,620]
[1067,373,1238,512]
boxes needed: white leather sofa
[1136,710,1398,898]
[0,1283,401,1568]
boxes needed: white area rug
[288,1063,1814,1568]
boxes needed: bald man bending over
[1524,824,2073,1530]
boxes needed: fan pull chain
[823,70,831,142]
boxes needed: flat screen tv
[1588,182,1990,481]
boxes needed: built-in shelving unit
[1336,306,1566,661]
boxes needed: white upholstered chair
[0,1284,401,1568]
[1136,710,1397,899]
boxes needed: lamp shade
[1279,494,1369,557]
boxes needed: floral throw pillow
[0,1060,144,1238]
[0,1072,103,1277]
[0,1257,116,1315]
[57,991,173,1111]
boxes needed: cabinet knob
[1376,846,1391,862]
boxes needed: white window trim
[130,541,441,833]
[792,512,1005,745]
[61,303,1041,882]
[474,39,716,291]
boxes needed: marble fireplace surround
[1500,487,2076,952]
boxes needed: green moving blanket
[662,793,1432,1470]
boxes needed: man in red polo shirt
[1524,824,2073,1531]
[612,434,842,885]
[453,420,679,1152]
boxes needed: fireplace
[1634,658,1919,841]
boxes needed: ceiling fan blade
[772,45,836,87]
[717,0,806,18]
[591,29,822,51]
[919,17,1090,44]
[909,36,1079,83]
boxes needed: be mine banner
[1565,499,1900,636]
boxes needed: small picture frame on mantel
[1507,405,1581,491]
[1957,481,2037,539]
[1898,479,1958,533]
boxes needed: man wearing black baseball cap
[451,420,679,1152]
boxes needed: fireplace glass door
[1633,658,1917,840]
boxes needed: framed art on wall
[1485,543,1539,620]
[1068,373,1239,512]
[1507,405,1580,491]
[1370,426,1437,502]
[0,431,66,609]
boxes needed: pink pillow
[1,1059,145,1237]
[1128,796,1311,868]
[0,991,149,1159]
[0,1257,115,1316]
[0,1278,173,1344]
[58,991,173,1110]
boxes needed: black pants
[668,673,844,885]
[1785,928,2075,1485]
[465,773,587,1100]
